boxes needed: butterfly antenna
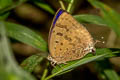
[94,40,101,46]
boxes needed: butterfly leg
[94,40,101,45]
[62,62,67,64]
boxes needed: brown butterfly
[47,9,96,66]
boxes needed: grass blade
[88,0,120,36]
[45,48,120,80]
[0,0,13,10]
[0,0,27,14]
[96,60,120,80]
[0,21,36,80]
[33,1,55,14]
[5,22,48,52]
[74,14,106,25]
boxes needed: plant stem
[41,62,49,80]
[59,0,66,10]
[67,0,74,13]
[41,68,48,80]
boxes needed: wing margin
[48,9,65,49]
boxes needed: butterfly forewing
[48,9,95,64]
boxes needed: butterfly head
[47,55,58,66]
[86,39,101,55]
[84,42,96,55]
[89,43,96,53]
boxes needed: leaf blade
[88,0,120,36]
[45,48,119,80]
[34,1,55,15]
[0,21,37,80]
[74,14,106,25]
[21,55,44,72]
[5,22,48,52]
[96,60,120,80]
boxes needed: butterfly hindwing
[48,9,95,64]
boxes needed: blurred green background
[0,0,120,80]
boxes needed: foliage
[0,0,120,80]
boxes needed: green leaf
[45,48,119,80]
[88,0,120,36]
[41,62,49,80]
[0,12,10,20]
[52,49,111,74]
[21,55,44,72]
[0,0,13,10]
[0,0,27,15]
[0,21,36,80]
[0,0,12,20]
[74,14,106,25]
[34,1,55,14]
[96,60,120,80]
[104,69,120,80]
[5,22,48,52]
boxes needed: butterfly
[47,9,96,66]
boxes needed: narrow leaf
[0,0,13,10]
[21,55,44,72]
[0,12,10,20]
[0,21,36,80]
[96,60,120,80]
[45,48,119,79]
[74,14,106,25]
[34,1,55,14]
[5,22,48,52]
[0,0,27,14]
[88,0,120,36]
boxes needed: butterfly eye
[91,48,96,55]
